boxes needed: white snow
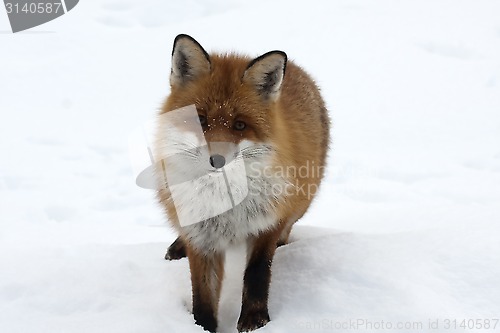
[1,0,500,332]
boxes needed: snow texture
[1,0,500,332]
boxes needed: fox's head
[154,34,290,226]
[162,34,287,163]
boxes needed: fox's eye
[233,120,246,131]
[198,115,207,126]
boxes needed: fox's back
[272,61,329,175]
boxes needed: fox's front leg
[186,245,225,333]
[237,230,280,332]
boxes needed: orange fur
[160,54,329,231]
[156,35,330,332]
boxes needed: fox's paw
[165,237,186,260]
[237,309,270,332]
[195,313,217,333]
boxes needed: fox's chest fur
[180,183,281,252]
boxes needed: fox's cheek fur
[154,34,330,333]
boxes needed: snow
[1,0,500,332]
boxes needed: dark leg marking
[238,233,278,332]
[193,299,217,333]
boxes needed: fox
[153,34,330,332]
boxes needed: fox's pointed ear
[170,34,211,87]
[243,51,287,101]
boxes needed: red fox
[153,34,330,332]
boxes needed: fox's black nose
[209,154,225,169]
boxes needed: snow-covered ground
[1,1,500,332]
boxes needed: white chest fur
[179,176,282,252]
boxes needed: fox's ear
[243,51,287,101]
[170,34,211,87]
